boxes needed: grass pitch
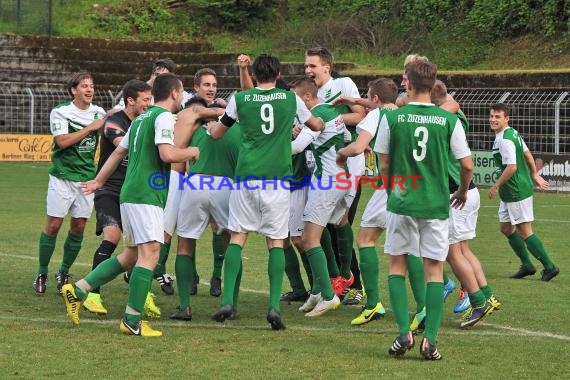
[0,162,569,379]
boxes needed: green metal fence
[0,0,53,35]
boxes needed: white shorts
[163,170,182,236]
[360,188,388,228]
[303,179,349,227]
[449,187,479,244]
[177,176,231,239]
[46,174,94,218]
[498,197,534,225]
[384,211,449,262]
[228,180,290,239]
[289,186,309,237]
[120,203,164,246]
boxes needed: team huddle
[32,49,560,360]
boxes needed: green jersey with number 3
[383,104,463,219]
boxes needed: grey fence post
[554,92,568,155]
[498,92,511,103]
[25,88,34,134]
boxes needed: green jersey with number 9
[230,88,299,180]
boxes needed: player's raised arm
[82,144,128,195]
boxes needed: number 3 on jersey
[260,104,274,134]
[413,126,428,161]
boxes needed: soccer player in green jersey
[336,77,399,325]
[160,68,226,298]
[34,72,106,295]
[83,79,152,315]
[395,55,460,332]
[431,81,500,328]
[206,55,323,330]
[375,60,473,360]
[488,103,559,281]
[168,96,237,320]
[236,58,313,303]
[62,73,200,337]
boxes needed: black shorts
[94,191,122,236]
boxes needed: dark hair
[186,95,208,108]
[152,73,182,102]
[490,103,510,117]
[194,68,217,86]
[275,77,290,90]
[290,77,318,97]
[368,78,398,104]
[252,54,281,84]
[67,71,93,97]
[122,79,152,104]
[405,60,437,93]
[430,80,447,106]
[153,58,176,73]
[306,46,334,67]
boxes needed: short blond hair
[403,54,429,68]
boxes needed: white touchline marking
[478,214,570,223]
[3,252,569,341]
[481,205,570,208]
[0,252,270,294]
[480,322,570,341]
[0,253,91,266]
[0,315,568,340]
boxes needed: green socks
[284,245,307,294]
[60,232,83,273]
[480,284,493,299]
[335,224,354,279]
[154,242,171,277]
[467,289,486,309]
[358,246,379,308]
[298,250,313,289]
[525,234,555,270]
[221,244,242,307]
[507,231,533,268]
[305,246,334,300]
[407,255,426,313]
[126,266,154,324]
[268,248,285,313]
[388,274,409,336]
[233,260,243,307]
[424,282,445,344]
[84,256,125,292]
[38,232,56,273]
[212,233,225,278]
[175,254,194,309]
[321,228,340,278]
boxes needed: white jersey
[50,102,106,136]
[310,103,346,179]
[318,77,360,104]
[356,108,382,138]
[318,76,365,177]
